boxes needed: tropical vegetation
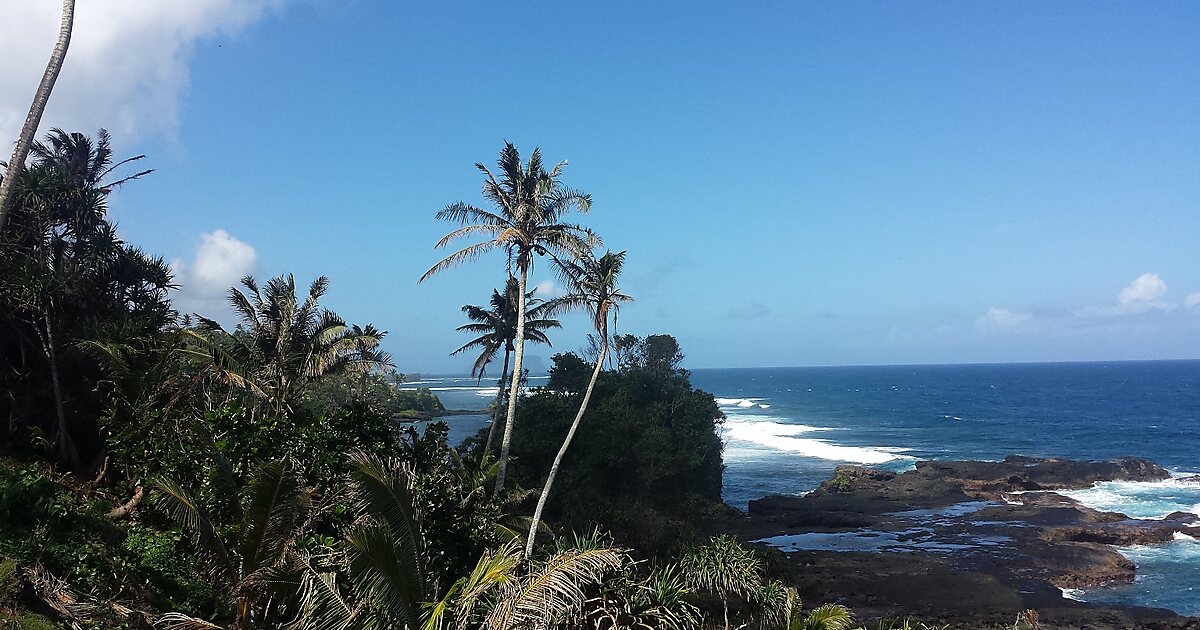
[0,132,1020,629]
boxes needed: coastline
[710,456,1200,629]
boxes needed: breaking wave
[722,415,914,465]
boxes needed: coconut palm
[419,142,597,495]
[0,0,76,230]
[452,276,560,453]
[153,460,317,629]
[188,274,393,418]
[525,250,631,556]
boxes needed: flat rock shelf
[709,456,1200,630]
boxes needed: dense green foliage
[301,369,445,419]
[0,135,970,629]
[507,336,725,551]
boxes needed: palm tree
[525,250,631,557]
[419,142,597,495]
[0,0,76,230]
[188,274,393,418]
[452,276,560,453]
[154,460,317,629]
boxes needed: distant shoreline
[398,408,489,421]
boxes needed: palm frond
[154,613,225,629]
[802,603,855,630]
[486,546,626,630]
[419,241,500,283]
[152,477,237,590]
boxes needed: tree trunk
[524,339,606,557]
[484,345,511,455]
[44,312,79,468]
[0,0,75,230]
[494,265,528,496]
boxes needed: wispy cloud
[979,272,1196,338]
[533,280,564,299]
[977,307,1032,331]
[728,301,770,320]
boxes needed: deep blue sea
[407,361,1200,615]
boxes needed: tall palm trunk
[524,339,606,557]
[0,0,75,230]
[484,345,512,454]
[493,266,528,495]
[44,311,79,467]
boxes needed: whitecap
[716,397,765,408]
[1172,532,1198,542]
[1062,474,1200,520]
[758,404,771,409]
[1061,588,1085,601]
[722,416,912,465]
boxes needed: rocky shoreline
[712,456,1200,629]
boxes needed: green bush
[0,557,17,607]
[508,336,724,552]
[4,613,64,630]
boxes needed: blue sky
[6,2,1199,372]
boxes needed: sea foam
[1062,474,1200,520]
[722,415,913,465]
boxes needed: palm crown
[553,250,633,338]
[418,142,598,283]
[190,274,393,417]
[452,277,560,380]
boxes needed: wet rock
[718,455,1195,629]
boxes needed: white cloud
[1,0,286,147]
[1116,273,1172,314]
[532,280,564,299]
[1186,293,1200,310]
[172,229,258,319]
[977,307,1032,331]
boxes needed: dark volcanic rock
[721,455,1195,629]
[915,455,1170,492]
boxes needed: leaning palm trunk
[525,339,606,557]
[494,266,528,495]
[484,345,511,454]
[0,0,75,230]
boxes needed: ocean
[406,360,1200,615]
